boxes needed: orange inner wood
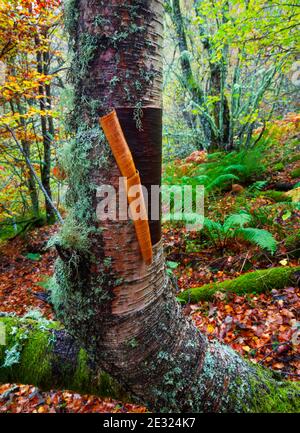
[100,110,153,265]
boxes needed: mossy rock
[285,187,300,202]
[291,167,300,179]
[260,190,291,203]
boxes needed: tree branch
[6,127,64,225]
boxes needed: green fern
[223,164,247,174]
[236,228,277,254]
[223,212,252,230]
[203,218,223,231]
[206,174,239,191]
[163,146,266,198]
[203,212,277,253]
[248,180,268,192]
[181,175,208,185]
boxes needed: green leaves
[223,212,252,230]
[203,212,277,254]
[166,260,179,270]
[166,260,179,277]
[206,174,239,191]
[236,228,277,254]
[24,253,42,261]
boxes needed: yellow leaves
[1,70,54,101]
[225,304,233,314]
[206,324,215,334]
[38,406,46,413]
[242,345,251,353]
[0,0,61,128]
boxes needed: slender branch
[6,127,64,224]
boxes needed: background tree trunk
[194,0,231,150]
[14,101,40,217]
[168,0,212,149]
[21,140,40,218]
[50,0,300,412]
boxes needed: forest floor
[0,217,299,411]
[0,117,300,412]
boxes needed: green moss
[71,348,128,399]
[0,317,52,388]
[0,317,128,400]
[51,212,92,252]
[178,266,300,303]
[72,348,92,391]
[249,365,300,413]
[17,329,52,388]
[274,162,284,171]
[127,338,139,349]
[287,153,300,163]
[260,190,291,202]
[291,167,300,178]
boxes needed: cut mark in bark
[117,107,162,244]
[98,107,163,315]
[100,109,153,265]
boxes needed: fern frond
[181,175,208,185]
[223,164,246,174]
[203,218,223,238]
[236,228,277,254]
[224,213,252,231]
[248,180,268,192]
[206,174,239,191]
[193,175,209,184]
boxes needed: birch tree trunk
[51,0,300,412]
[169,0,212,149]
